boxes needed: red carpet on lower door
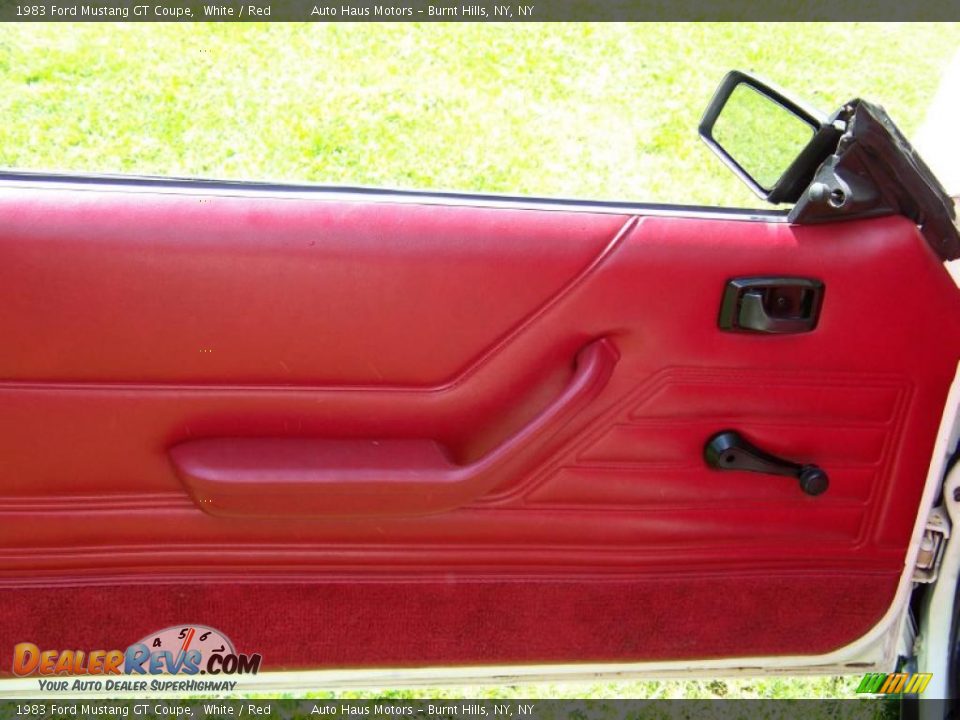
[0,573,899,674]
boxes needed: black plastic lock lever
[718,277,824,334]
[704,430,829,496]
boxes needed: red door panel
[0,179,958,670]
[0,187,624,384]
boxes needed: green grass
[0,22,953,700]
[0,23,958,207]
[298,676,866,699]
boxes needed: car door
[1,88,959,680]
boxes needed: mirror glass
[711,83,816,191]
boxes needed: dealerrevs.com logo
[13,625,262,692]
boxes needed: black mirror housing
[699,70,841,205]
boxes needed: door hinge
[913,505,951,583]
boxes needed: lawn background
[0,22,956,699]
[1,23,958,207]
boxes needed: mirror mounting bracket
[701,71,960,261]
[788,152,889,222]
[789,99,960,261]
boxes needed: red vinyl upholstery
[0,182,958,670]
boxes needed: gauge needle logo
[174,627,196,672]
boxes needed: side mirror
[699,71,836,205]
